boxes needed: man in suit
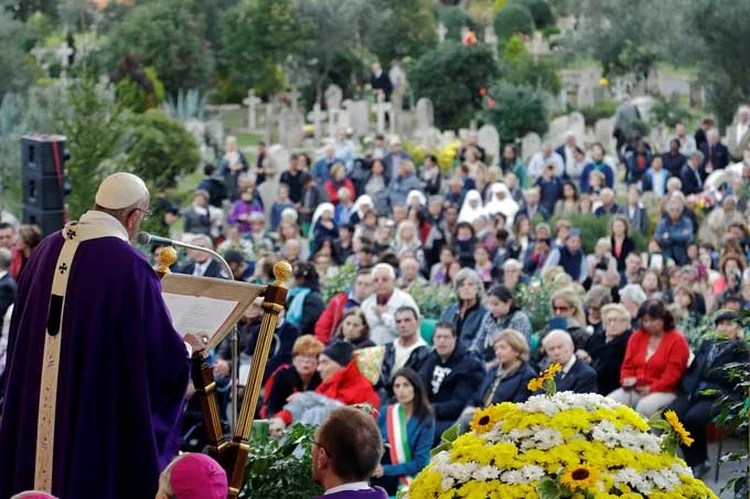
[679,151,704,195]
[699,129,730,180]
[370,62,393,102]
[176,235,228,279]
[727,105,750,161]
[541,330,597,394]
[0,248,16,331]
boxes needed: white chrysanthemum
[440,476,454,491]
[472,465,502,481]
[500,469,526,485]
[614,467,647,491]
[672,462,692,477]
[645,469,680,491]
[445,462,478,483]
[520,465,546,482]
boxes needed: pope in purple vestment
[0,174,190,499]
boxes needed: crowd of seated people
[117,114,750,485]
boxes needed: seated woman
[477,329,536,407]
[578,303,633,396]
[608,299,689,417]
[330,308,376,349]
[261,335,323,418]
[669,310,749,478]
[472,285,532,364]
[269,341,380,435]
[439,268,488,350]
[285,262,325,337]
[371,368,435,496]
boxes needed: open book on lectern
[160,273,266,354]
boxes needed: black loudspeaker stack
[21,134,68,236]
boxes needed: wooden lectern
[156,247,291,498]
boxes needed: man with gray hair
[0,172,204,498]
[528,143,564,180]
[176,234,228,278]
[679,150,705,195]
[619,284,647,325]
[540,330,597,394]
[361,263,419,345]
[655,198,694,266]
[698,128,729,178]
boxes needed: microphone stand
[140,233,240,430]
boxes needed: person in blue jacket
[372,368,435,496]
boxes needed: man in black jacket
[669,311,748,478]
[679,151,704,195]
[541,330,597,394]
[0,248,16,332]
[698,129,730,181]
[175,235,229,279]
[420,322,485,445]
[379,306,430,401]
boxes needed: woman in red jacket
[608,299,689,417]
[269,341,379,437]
[323,163,356,205]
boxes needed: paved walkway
[704,438,747,498]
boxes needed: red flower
[479,88,487,97]
[487,98,496,108]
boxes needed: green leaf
[537,477,566,499]
[441,424,460,444]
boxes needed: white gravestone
[477,124,501,164]
[243,89,261,131]
[347,100,369,136]
[521,132,542,162]
[568,112,586,140]
[307,102,326,142]
[373,93,391,135]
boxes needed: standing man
[0,172,204,499]
[370,62,393,102]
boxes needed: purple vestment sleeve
[0,232,190,499]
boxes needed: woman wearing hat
[269,341,380,437]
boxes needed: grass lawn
[221,108,246,130]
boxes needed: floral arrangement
[405,374,716,499]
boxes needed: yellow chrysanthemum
[665,410,694,447]
[527,362,562,392]
[560,464,600,491]
[470,405,501,434]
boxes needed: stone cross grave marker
[307,102,326,142]
[243,89,262,130]
[521,132,542,162]
[55,42,74,80]
[436,23,448,43]
[373,92,391,135]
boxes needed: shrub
[578,100,619,127]
[410,282,456,319]
[649,96,695,129]
[122,110,201,191]
[493,3,535,43]
[511,0,555,28]
[548,212,649,254]
[115,66,166,114]
[409,42,499,130]
[501,36,561,95]
[436,6,479,42]
[480,82,548,141]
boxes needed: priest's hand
[184,333,208,357]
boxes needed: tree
[104,0,215,97]
[220,0,309,99]
[511,0,554,28]
[436,6,478,42]
[0,12,34,97]
[297,0,390,103]
[123,110,201,191]
[481,82,548,141]
[409,42,499,130]
[688,0,750,129]
[493,3,535,43]
[370,0,436,64]
[501,35,560,95]
[57,75,125,219]
[2,0,57,21]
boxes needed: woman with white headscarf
[458,189,486,223]
[311,202,337,252]
[351,194,375,225]
[406,189,427,211]
[484,183,519,226]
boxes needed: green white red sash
[386,403,412,489]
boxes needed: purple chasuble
[0,229,190,499]
[314,487,389,499]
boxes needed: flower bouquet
[404,367,716,499]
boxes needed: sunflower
[527,363,563,392]
[560,464,600,491]
[470,406,501,434]
[664,410,694,447]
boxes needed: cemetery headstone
[594,117,615,152]
[477,124,501,164]
[307,102,326,142]
[521,132,542,162]
[243,89,261,131]
[347,100,369,136]
[547,115,570,145]
[373,93,391,135]
[568,112,586,139]
[415,98,434,130]
[436,23,448,43]
[576,84,595,108]
[484,25,498,59]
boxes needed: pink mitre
[170,453,228,499]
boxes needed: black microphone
[136,232,172,246]
[136,232,233,280]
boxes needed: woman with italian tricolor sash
[371,368,435,496]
